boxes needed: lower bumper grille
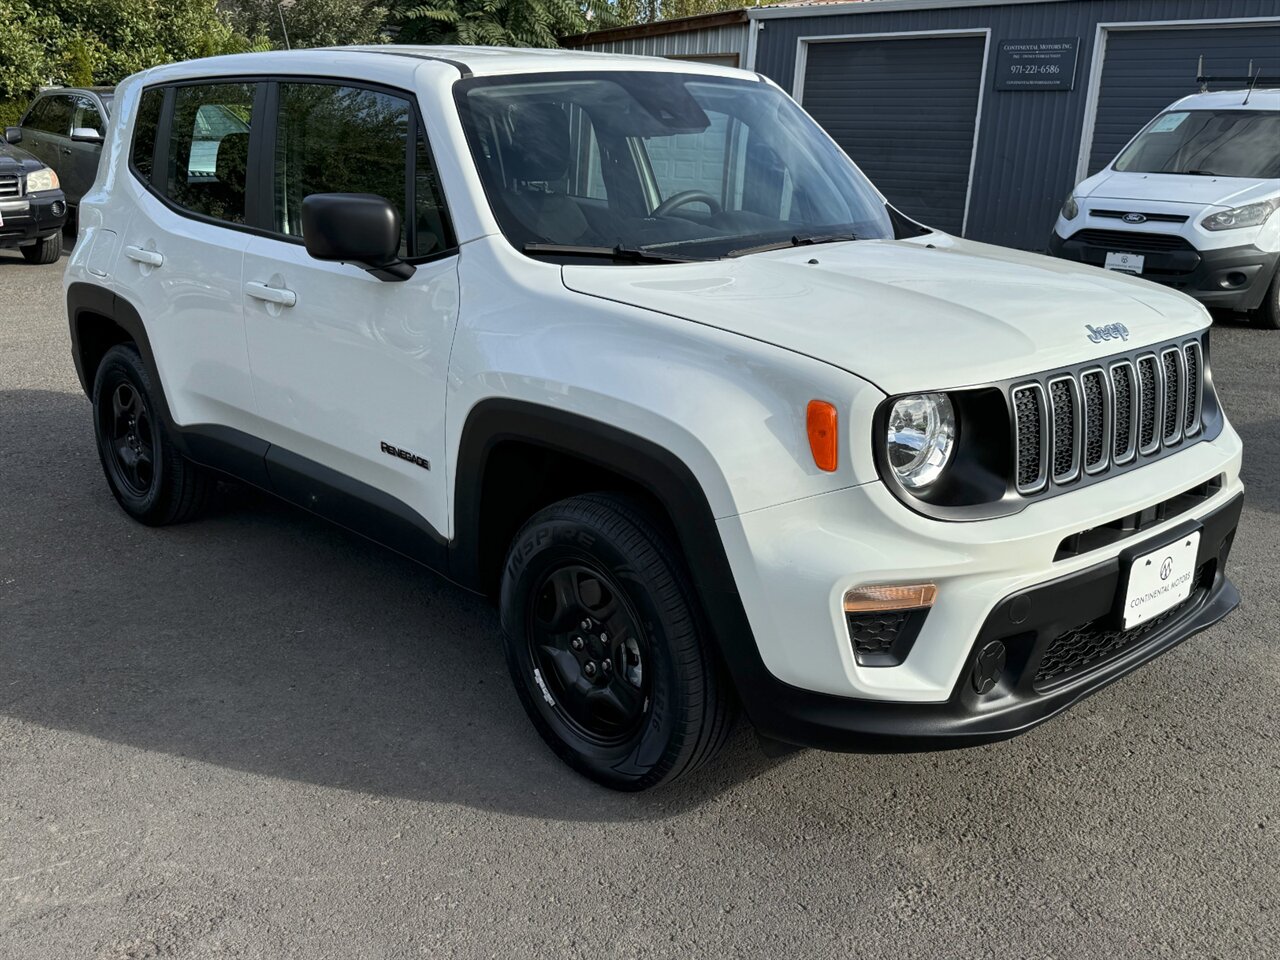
[1033,561,1214,689]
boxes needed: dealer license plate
[1123,531,1200,629]
[1105,252,1144,275]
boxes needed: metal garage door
[1088,24,1280,174]
[801,34,986,236]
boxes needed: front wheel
[500,494,734,790]
[20,233,60,264]
[1256,268,1280,330]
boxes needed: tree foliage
[392,0,617,47]
[0,0,257,101]
[222,0,390,50]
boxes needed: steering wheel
[652,190,722,217]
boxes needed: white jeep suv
[66,48,1245,790]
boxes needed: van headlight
[25,167,59,193]
[1201,200,1276,231]
[885,393,956,490]
[1061,195,1079,220]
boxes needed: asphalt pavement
[1,242,1278,959]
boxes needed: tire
[1256,268,1280,330]
[500,493,735,791]
[20,233,60,265]
[92,344,216,525]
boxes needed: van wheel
[500,493,735,791]
[20,233,60,265]
[92,344,215,525]
[1257,269,1280,330]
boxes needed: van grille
[1011,339,1204,496]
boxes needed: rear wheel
[500,493,734,790]
[20,233,60,265]
[1256,268,1280,330]
[92,344,215,525]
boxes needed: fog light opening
[971,641,1007,694]
[51,201,66,217]
[1220,272,1247,289]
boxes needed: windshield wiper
[728,233,859,258]
[1185,169,1220,176]
[522,243,703,264]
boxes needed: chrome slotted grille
[0,175,20,199]
[1011,338,1205,497]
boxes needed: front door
[241,79,459,538]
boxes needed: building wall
[574,22,751,66]
[752,0,1280,249]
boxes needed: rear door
[113,81,260,432]
[241,79,459,538]
[65,94,107,203]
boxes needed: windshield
[1114,109,1280,179]
[454,71,895,261]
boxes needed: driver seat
[504,102,596,245]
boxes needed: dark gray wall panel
[753,0,1280,250]
[802,36,985,235]
[1089,24,1280,173]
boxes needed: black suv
[0,129,68,264]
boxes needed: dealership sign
[995,38,1080,91]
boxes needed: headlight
[1061,195,1079,220]
[1201,199,1276,231]
[886,393,956,490]
[25,167,59,193]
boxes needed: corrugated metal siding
[578,23,750,64]
[1089,24,1280,173]
[803,36,986,233]
[753,0,1280,250]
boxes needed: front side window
[72,97,104,135]
[454,71,893,261]
[273,83,410,253]
[164,83,255,223]
[1114,110,1280,179]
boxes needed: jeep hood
[561,234,1208,395]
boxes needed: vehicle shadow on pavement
[0,388,785,820]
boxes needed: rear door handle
[245,281,297,308]
[60,146,72,155]
[124,246,163,267]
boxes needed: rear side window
[164,83,256,224]
[130,88,164,181]
[273,82,410,252]
[72,97,104,135]
[26,96,74,135]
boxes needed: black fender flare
[451,399,778,714]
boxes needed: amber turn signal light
[806,400,838,472]
[843,583,938,614]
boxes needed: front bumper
[748,492,1241,751]
[0,191,67,248]
[1049,230,1278,312]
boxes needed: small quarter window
[413,131,454,256]
[164,83,256,224]
[131,88,164,181]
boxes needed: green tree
[222,0,390,49]
[392,0,617,47]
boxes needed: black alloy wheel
[500,493,735,791]
[92,344,215,525]
[527,561,650,745]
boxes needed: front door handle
[60,146,72,155]
[245,280,297,308]
[124,246,164,267]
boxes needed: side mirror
[4,127,21,145]
[301,193,415,282]
[70,127,102,144]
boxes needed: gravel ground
[1,243,1278,959]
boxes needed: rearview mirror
[301,193,415,282]
[70,127,102,143]
[4,127,21,145]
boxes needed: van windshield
[454,71,895,261]
[1114,109,1280,179]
